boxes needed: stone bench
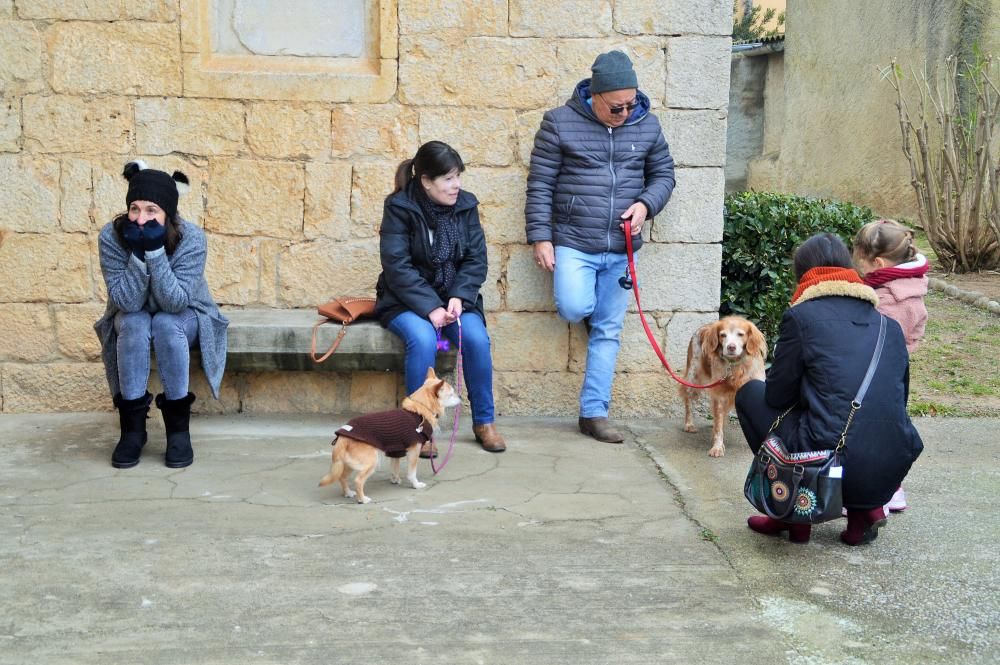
[221,308,455,373]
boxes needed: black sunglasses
[599,93,638,115]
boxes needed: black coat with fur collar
[375,181,487,328]
[764,282,924,509]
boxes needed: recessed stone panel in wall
[206,159,304,239]
[179,0,397,102]
[136,98,246,156]
[220,0,366,57]
[494,370,581,417]
[240,371,352,414]
[23,95,133,154]
[0,154,60,232]
[48,22,181,96]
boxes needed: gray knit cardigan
[94,219,229,399]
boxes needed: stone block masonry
[0,0,732,416]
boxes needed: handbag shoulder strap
[769,315,887,438]
[836,314,887,452]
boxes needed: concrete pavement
[0,412,996,664]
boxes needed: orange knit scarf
[791,267,864,304]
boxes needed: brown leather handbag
[310,296,377,363]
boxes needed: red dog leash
[623,221,725,390]
[431,320,462,475]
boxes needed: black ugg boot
[156,392,196,468]
[111,392,153,469]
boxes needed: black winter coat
[525,79,676,254]
[766,282,924,509]
[375,182,488,328]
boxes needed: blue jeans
[115,309,199,401]
[387,310,495,426]
[554,246,631,418]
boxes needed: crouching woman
[734,233,923,546]
[94,161,229,469]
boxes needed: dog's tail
[318,438,345,487]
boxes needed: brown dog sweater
[334,409,431,458]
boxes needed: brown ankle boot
[472,423,506,452]
[578,417,624,443]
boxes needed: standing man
[526,50,675,443]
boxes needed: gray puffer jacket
[525,79,675,254]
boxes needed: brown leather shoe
[472,423,506,453]
[419,440,438,459]
[578,417,624,443]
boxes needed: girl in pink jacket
[853,219,930,513]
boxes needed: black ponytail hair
[392,140,465,194]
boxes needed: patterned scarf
[791,267,865,305]
[416,187,460,295]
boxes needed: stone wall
[0,0,732,416]
[746,0,1000,219]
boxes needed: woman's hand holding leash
[429,307,450,329]
[446,297,463,323]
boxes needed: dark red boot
[747,515,811,543]
[840,507,887,546]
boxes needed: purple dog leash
[431,319,462,475]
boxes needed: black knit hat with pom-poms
[122,160,189,219]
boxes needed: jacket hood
[386,180,479,214]
[569,79,651,126]
[877,275,929,301]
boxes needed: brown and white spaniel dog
[680,316,767,457]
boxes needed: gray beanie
[589,50,638,94]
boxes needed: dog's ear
[431,380,445,397]
[698,322,720,355]
[425,367,437,381]
[747,323,767,359]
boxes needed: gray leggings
[115,309,198,400]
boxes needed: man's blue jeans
[387,310,495,426]
[115,309,198,400]
[553,245,631,418]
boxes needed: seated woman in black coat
[375,141,506,456]
[735,233,923,546]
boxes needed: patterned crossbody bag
[743,315,886,524]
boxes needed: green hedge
[721,192,876,350]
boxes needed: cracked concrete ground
[0,413,995,664]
